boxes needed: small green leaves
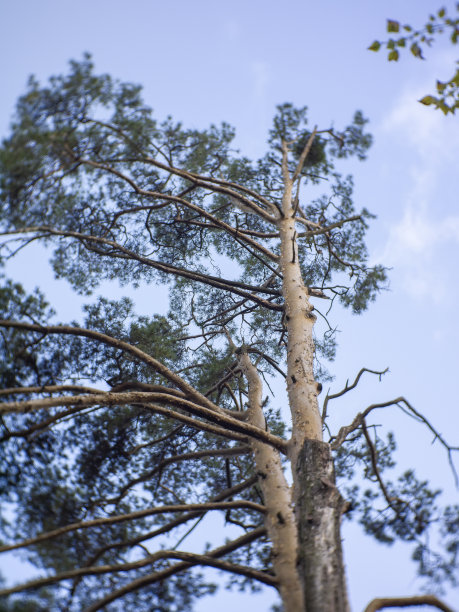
[370,4,459,113]
[419,95,436,106]
[436,80,447,93]
[387,19,400,33]
[368,41,381,52]
[410,42,424,59]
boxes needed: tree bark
[276,142,350,610]
[296,439,350,612]
[239,351,305,612]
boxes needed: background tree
[369,3,459,114]
[0,57,457,611]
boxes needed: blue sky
[1,1,459,610]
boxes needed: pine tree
[0,56,457,612]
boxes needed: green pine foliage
[0,57,456,610]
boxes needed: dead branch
[330,396,458,485]
[0,320,233,416]
[322,367,388,421]
[364,594,455,612]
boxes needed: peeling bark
[296,439,350,612]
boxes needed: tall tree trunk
[277,145,350,611]
[239,351,304,612]
[296,439,350,612]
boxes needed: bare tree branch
[0,384,103,396]
[77,156,280,260]
[292,126,318,183]
[364,595,455,612]
[322,367,389,421]
[330,397,458,485]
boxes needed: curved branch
[0,390,288,453]
[0,500,264,554]
[330,396,458,485]
[364,595,455,612]
[0,320,228,416]
[79,156,280,261]
[322,367,388,421]
[0,384,103,397]
[83,526,270,612]
[141,402,249,443]
[72,119,279,218]
[0,548,275,598]
[81,476,260,569]
[1,226,283,311]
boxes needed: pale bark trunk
[239,351,304,612]
[278,167,323,464]
[277,144,350,611]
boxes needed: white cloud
[382,205,459,301]
[377,56,459,301]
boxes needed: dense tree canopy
[0,56,457,611]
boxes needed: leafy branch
[369,4,459,114]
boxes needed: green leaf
[451,29,459,44]
[403,24,412,32]
[387,19,400,33]
[418,95,437,106]
[438,7,446,18]
[388,49,399,62]
[368,40,381,52]
[410,42,424,59]
[397,38,406,48]
[437,80,447,93]
[438,99,450,114]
